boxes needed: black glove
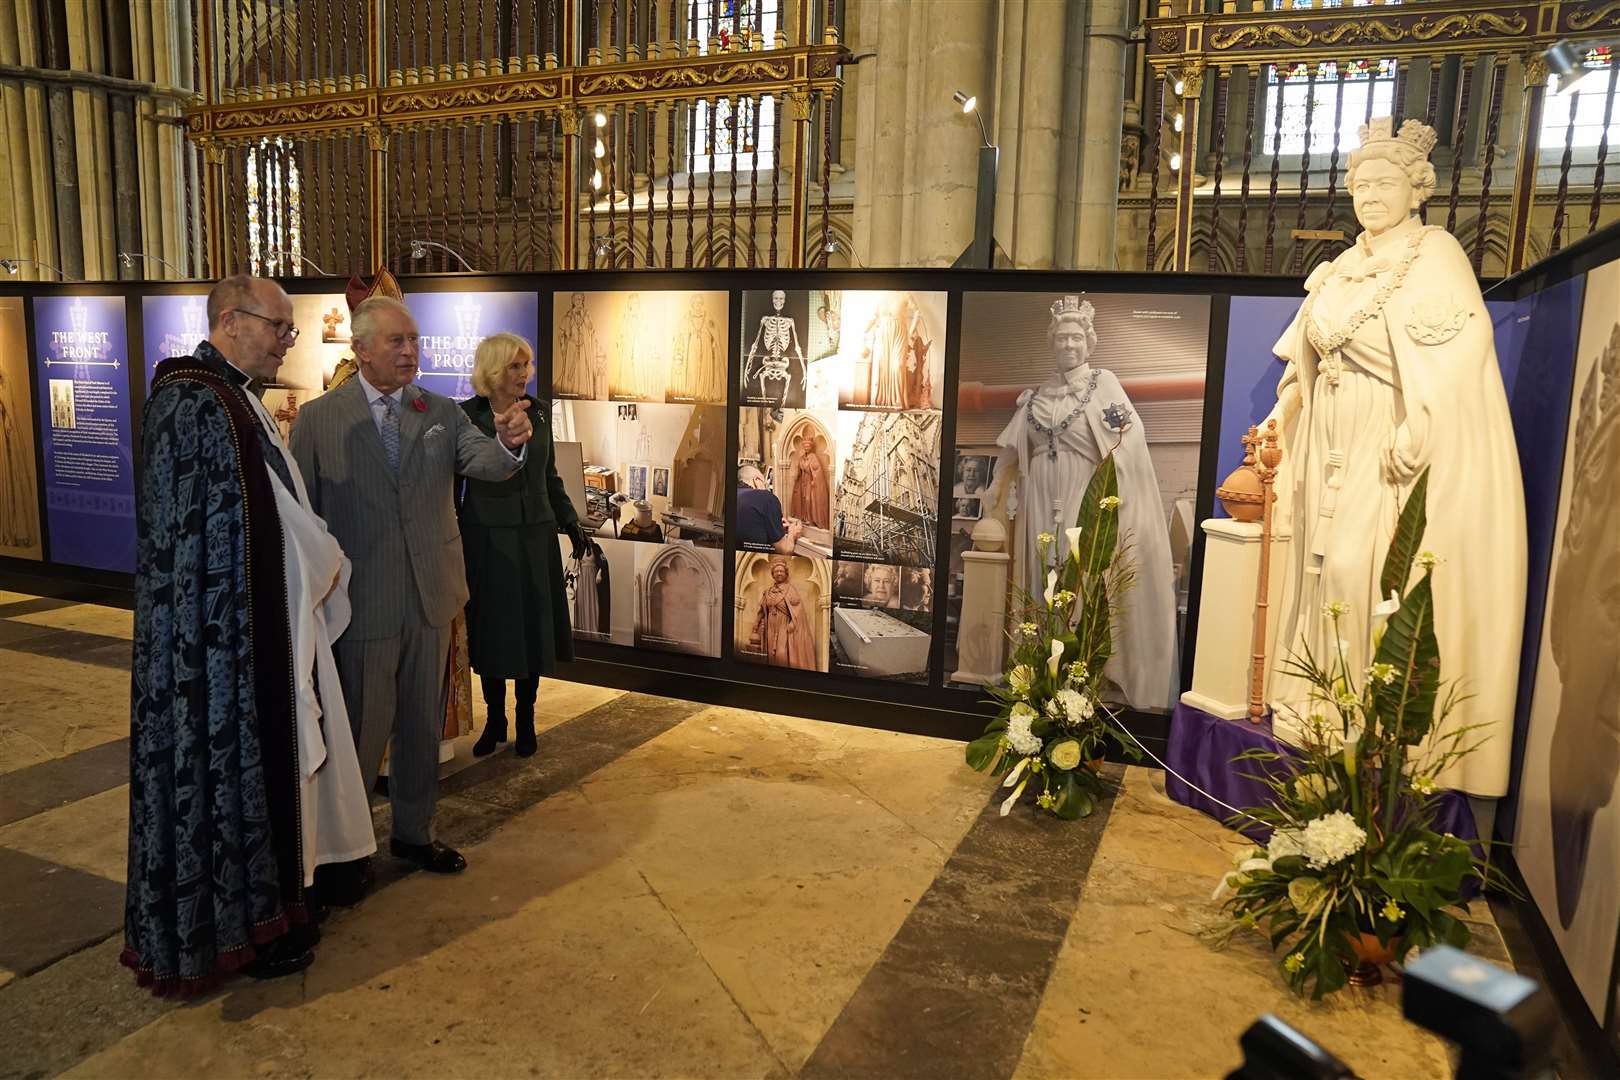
[565,524,586,559]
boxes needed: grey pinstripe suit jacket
[290,377,521,640]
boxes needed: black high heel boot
[474,675,508,757]
[514,676,539,758]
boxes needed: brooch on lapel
[411,396,428,412]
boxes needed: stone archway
[774,413,834,532]
[636,544,719,656]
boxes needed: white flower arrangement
[1300,811,1367,870]
[1006,712,1043,757]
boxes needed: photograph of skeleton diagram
[945,291,1210,712]
[733,553,831,673]
[829,559,933,683]
[736,406,836,559]
[551,290,728,404]
[740,289,810,408]
[818,291,945,413]
[831,408,940,567]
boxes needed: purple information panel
[141,294,210,388]
[404,290,539,400]
[32,295,136,572]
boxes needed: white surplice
[242,387,378,883]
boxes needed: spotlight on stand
[264,249,330,276]
[950,88,1000,271]
[118,250,184,276]
[0,259,18,275]
[407,238,477,272]
[0,257,74,280]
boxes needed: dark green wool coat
[458,394,580,678]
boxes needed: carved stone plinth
[952,548,1011,686]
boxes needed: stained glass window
[245,137,304,276]
[1261,59,1399,156]
[1540,48,1620,150]
[691,1,782,173]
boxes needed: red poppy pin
[411,396,427,413]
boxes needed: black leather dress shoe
[313,857,372,907]
[243,936,315,980]
[390,839,467,874]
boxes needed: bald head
[207,274,294,382]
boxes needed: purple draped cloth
[1165,702,1479,847]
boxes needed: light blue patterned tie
[381,394,400,473]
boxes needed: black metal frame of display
[0,267,1307,752]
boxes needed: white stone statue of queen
[1265,117,1526,797]
[991,295,1177,711]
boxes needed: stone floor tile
[9,604,133,639]
[0,738,130,826]
[0,847,124,976]
[0,785,130,882]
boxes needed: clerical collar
[195,340,265,398]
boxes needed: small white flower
[1037,531,1055,546]
[1054,688,1094,725]
[1410,775,1437,796]
[1417,550,1439,570]
[1366,662,1398,686]
[1066,660,1089,686]
[1266,828,1307,864]
[1017,621,1039,638]
[1006,712,1043,757]
[1322,600,1351,619]
[1098,495,1120,511]
[1301,811,1367,870]
[1051,589,1076,607]
[1335,689,1360,709]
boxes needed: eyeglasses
[233,308,300,342]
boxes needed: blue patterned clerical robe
[122,346,309,995]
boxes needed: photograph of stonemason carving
[9,1,1620,1077]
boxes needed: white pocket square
[424,422,446,439]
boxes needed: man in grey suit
[291,295,534,880]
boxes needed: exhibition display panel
[1,247,1617,1049]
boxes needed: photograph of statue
[839,291,942,412]
[554,291,600,399]
[635,543,721,657]
[786,429,832,531]
[670,293,726,404]
[901,567,932,613]
[1262,118,1525,796]
[741,289,809,408]
[1511,258,1620,1026]
[734,553,829,672]
[833,409,940,568]
[569,538,614,641]
[956,289,1208,711]
[0,300,42,558]
[610,292,665,401]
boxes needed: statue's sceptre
[1214,420,1283,723]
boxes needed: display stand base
[1164,701,1479,847]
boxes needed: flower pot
[1344,931,1401,987]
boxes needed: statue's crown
[1357,117,1439,158]
[1050,295,1095,325]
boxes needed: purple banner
[140,294,210,388]
[404,291,539,401]
[32,295,136,572]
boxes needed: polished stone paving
[0,592,1546,1079]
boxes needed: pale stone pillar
[1072,0,1129,268]
[1007,0,1066,268]
[1180,519,1292,720]
[857,0,911,267]
[911,0,994,265]
[0,2,41,275]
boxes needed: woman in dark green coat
[459,333,585,757]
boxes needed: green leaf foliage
[1379,467,1430,599]
[1072,454,1120,578]
[1372,572,1441,745]
[965,731,1007,774]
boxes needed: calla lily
[1371,589,1400,649]
[1044,569,1058,605]
[1212,857,1272,900]
[999,776,1030,817]
[1048,638,1065,680]
[1065,526,1083,562]
[1000,757,1033,816]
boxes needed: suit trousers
[333,620,451,846]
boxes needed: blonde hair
[470,332,534,397]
